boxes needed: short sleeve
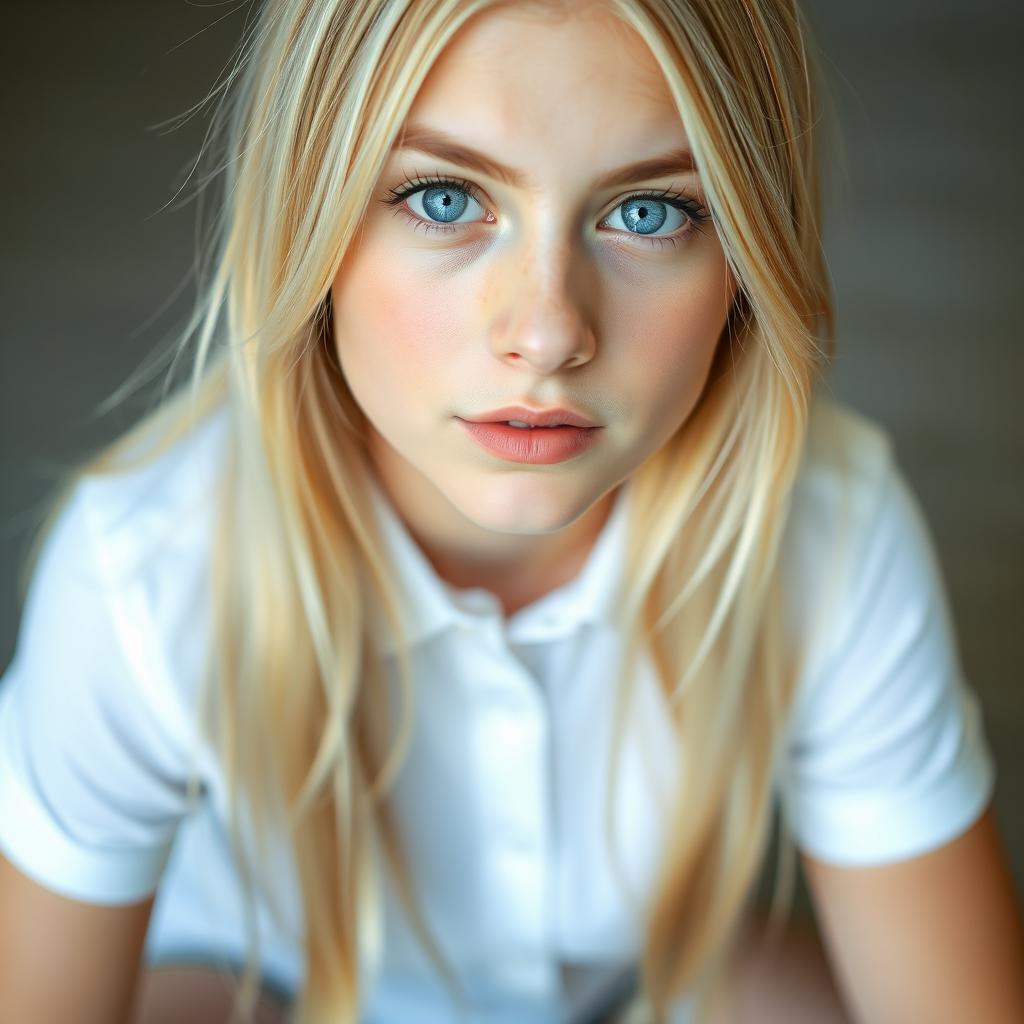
[778,445,996,867]
[0,480,199,904]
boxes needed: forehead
[406,3,687,172]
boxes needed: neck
[424,494,615,617]
[365,443,618,617]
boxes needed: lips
[460,404,600,429]
[457,418,602,464]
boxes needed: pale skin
[329,1,737,617]
[2,3,1022,1023]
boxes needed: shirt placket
[453,592,559,1010]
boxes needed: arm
[0,851,155,1024]
[801,802,1024,1023]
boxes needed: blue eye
[380,172,711,249]
[382,174,488,235]
[606,196,685,237]
[412,183,478,224]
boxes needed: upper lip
[460,405,601,428]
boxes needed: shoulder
[25,404,232,731]
[80,404,231,619]
[776,396,996,866]
[787,392,894,548]
[0,407,232,903]
[83,403,231,569]
[780,393,899,676]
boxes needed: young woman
[1,1,1022,1022]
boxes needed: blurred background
[1,0,1021,939]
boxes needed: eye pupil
[622,197,668,235]
[422,185,468,223]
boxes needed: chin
[447,476,603,535]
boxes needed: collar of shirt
[364,475,634,656]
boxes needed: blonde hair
[21,0,837,1020]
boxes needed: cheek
[608,248,734,397]
[331,241,464,383]
[654,277,729,374]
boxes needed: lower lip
[457,419,602,464]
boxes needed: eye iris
[622,197,668,235]
[422,185,468,223]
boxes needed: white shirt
[0,395,996,1023]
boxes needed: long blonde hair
[21,0,837,1020]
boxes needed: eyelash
[379,172,712,250]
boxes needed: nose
[487,239,597,374]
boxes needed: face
[331,0,736,584]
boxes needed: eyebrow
[392,123,696,191]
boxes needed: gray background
[2,0,1021,932]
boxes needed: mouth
[455,417,602,465]
[496,420,575,429]
[460,404,601,429]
